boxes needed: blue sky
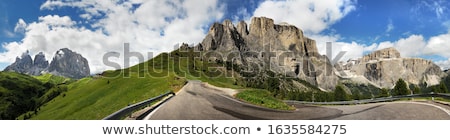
[1,0,450,73]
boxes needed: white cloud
[390,35,426,57]
[251,0,356,34]
[2,29,15,38]
[433,1,446,19]
[1,0,225,74]
[436,58,450,70]
[232,7,251,23]
[310,34,367,62]
[312,34,428,63]
[38,15,75,27]
[412,0,449,20]
[385,19,394,34]
[14,18,27,33]
[425,32,450,57]
[355,35,425,58]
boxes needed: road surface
[146,81,450,120]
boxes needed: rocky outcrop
[4,51,43,75]
[3,48,90,79]
[30,52,49,75]
[336,47,446,88]
[196,17,338,90]
[48,48,90,79]
[236,21,248,37]
[361,47,401,62]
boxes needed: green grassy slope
[0,72,48,119]
[33,73,74,85]
[32,53,188,119]
[235,89,293,110]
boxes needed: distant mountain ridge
[336,47,446,88]
[4,48,90,79]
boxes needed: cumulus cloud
[1,0,225,74]
[436,58,450,70]
[425,32,450,58]
[2,29,15,38]
[314,34,428,63]
[382,35,426,58]
[252,0,356,34]
[309,34,363,62]
[14,18,27,33]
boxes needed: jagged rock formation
[195,17,338,90]
[361,47,400,62]
[47,48,90,79]
[30,52,49,75]
[3,48,90,79]
[4,51,34,74]
[336,47,446,88]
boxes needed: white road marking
[143,99,170,120]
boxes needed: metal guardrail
[285,93,450,105]
[103,91,175,120]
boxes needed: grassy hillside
[235,89,293,110]
[31,49,243,119]
[31,53,188,119]
[33,73,74,85]
[0,72,49,119]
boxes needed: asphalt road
[146,81,450,120]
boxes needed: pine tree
[393,79,410,96]
[413,85,421,94]
[334,85,350,101]
[380,88,390,97]
[352,90,361,100]
[439,82,448,93]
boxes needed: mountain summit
[4,48,90,79]
[194,17,338,91]
[47,48,90,79]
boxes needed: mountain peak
[363,47,401,62]
[198,17,337,90]
[48,48,90,79]
[249,16,275,37]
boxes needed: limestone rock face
[336,47,446,88]
[48,48,90,79]
[236,21,248,37]
[198,17,338,90]
[362,47,401,62]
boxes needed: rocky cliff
[196,17,338,90]
[47,48,90,79]
[30,52,49,75]
[4,51,34,74]
[336,47,446,88]
[3,48,90,79]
